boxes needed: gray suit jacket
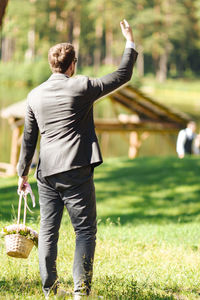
[18,48,138,177]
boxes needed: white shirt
[176,128,195,156]
[126,41,136,50]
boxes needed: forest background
[1,0,200,161]
[1,0,200,83]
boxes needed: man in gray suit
[18,20,138,299]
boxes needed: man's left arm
[18,99,39,191]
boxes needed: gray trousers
[37,165,97,296]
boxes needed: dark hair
[48,43,75,73]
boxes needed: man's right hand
[120,19,134,42]
[18,175,28,193]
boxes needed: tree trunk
[105,23,113,65]
[1,36,15,61]
[25,28,35,61]
[72,4,81,58]
[0,0,9,27]
[67,13,73,43]
[94,17,103,73]
[136,44,144,77]
[156,50,168,82]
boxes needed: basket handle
[17,192,27,228]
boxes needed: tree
[0,0,9,27]
[1,0,200,80]
[133,0,194,81]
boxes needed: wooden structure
[0,100,25,175]
[94,85,190,159]
[0,84,190,176]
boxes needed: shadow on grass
[95,156,200,225]
[0,277,43,299]
[1,156,200,225]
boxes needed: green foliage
[1,0,200,80]
[1,227,38,247]
[0,60,51,87]
[0,59,141,89]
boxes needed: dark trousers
[37,165,97,297]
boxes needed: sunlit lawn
[1,156,200,299]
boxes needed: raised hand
[120,19,134,42]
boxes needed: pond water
[0,85,199,164]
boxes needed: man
[176,121,196,158]
[18,20,138,299]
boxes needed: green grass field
[1,156,200,299]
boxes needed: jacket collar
[48,73,69,81]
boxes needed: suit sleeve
[17,99,39,176]
[87,48,138,102]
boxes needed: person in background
[176,121,197,158]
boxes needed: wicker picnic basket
[5,233,34,258]
[4,192,37,259]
